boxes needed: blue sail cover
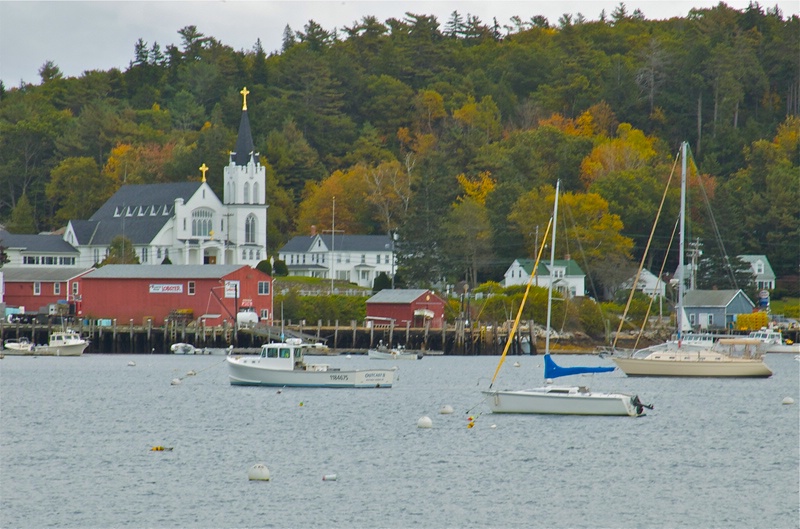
[544,354,615,380]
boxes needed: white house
[278,231,395,289]
[62,88,267,268]
[503,258,585,297]
[622,269,666,298]
[737,255,775,290]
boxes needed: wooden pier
[0,318,548,355]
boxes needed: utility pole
[322,196,344,293]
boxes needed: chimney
[310,225,317,236]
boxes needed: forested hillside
[1,2,798,293]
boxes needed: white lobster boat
[34,330,89,356]
[368,343,422,360]
[227,338,395,388]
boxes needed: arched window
[243,183,250,204]
[245,214,257,243]
[249,249,254,260]
[252,183,259,204]
[192,209,213,237]
[242,249,247,260]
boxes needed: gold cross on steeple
[199,163,208,182]
[240,86,250,111]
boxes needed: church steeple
[231,87,255,166]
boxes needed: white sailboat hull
[227,356,395,388]
[483,387,643,416]
[612,356,772,377]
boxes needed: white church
[63,88,267,267]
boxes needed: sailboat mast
[677,142,688,343]
[545,180,560,355]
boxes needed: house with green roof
[502,258,585,297]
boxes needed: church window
[245,215,257,243]
[242,249,247,260]
[157,248,162,259]
[164,249,169,259]
[249,249,254,260]
[256,250,260,259]
[243,183,250,204]
[202,189,206,199]
[192,209,213,237]
[252,183,259,204]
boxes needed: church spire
[231,86,255,166]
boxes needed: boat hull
[227,357,394,388]
[367,349,422,360]
[613,357,772,377]
[33,343,88,356]
[483,387,642,416]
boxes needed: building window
[243,183,250,204]
[54,283,61,295]
[260,309,269,319]
[245,214,257,243]
[72,283,79,296]
[141,247,148,263]
[94,248,100,264]
[188,281,195,295]
[192,209,213,237]
[256,250,260,259]
[249,249,254,260]
[756,262,764,274]
[157,247,162,259]
[361,254,366,264]
[689,314,696,325]
[708,314,714,326]
[34,282,41,295]
[164,249,169,260]
[253,183,259,204]
[258,281,270,295]
[242,249,247,260]
[376,255,380,264]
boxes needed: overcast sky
[1,0,798,86]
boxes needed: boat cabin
[260,339,305,369]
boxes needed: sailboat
[483,181,652,417]
[612,142,772,378]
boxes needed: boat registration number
[330,374,350,380]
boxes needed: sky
[1,0,798,86]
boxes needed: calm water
[1,352,798,529]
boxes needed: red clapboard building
[76,265,272,326]
[366,289,446,329]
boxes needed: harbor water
[1,352,798,528]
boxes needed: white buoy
[248,463,271,481]
[439,405,454,414]
[417,416,433,428]
[170,378,181,385]
[782,397,795,405]
[490,424,497,429]
[322,474,338,481]
[513,361,521,367]
[346,354,351,359]
[127,361,136,366]
[186,370,197,376]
